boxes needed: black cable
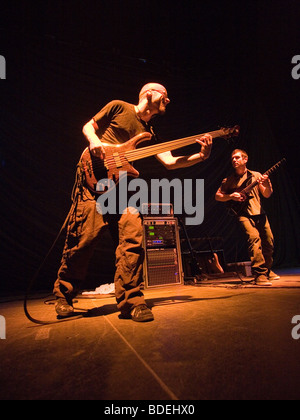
[23,165,84,324]
[23,202,78,324]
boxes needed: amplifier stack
[142,216,183,289]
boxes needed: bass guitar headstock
[219,125,240,143]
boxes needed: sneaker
[255,275,272,286]
[131,304,154,322]
[268,270,280,280]
[55,297,74,317]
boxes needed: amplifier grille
[145,248,181,287]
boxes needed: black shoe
[55,298,74,317]
[131,304,154,322]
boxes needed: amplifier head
[141,203,173,217]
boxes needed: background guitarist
[53,82,212,321]
[215,149,279,286]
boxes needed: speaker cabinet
[143,217,183,288]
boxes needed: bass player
[53,82,212,321]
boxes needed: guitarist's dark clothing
[93,100,154,144]
[220,170,274,278]
[220,170,265,216]
[53,100,156,316]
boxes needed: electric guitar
[227,158,286,216]
[206,235,224,274]
[80,126,239,194]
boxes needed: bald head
[136,82,170,119]
[139,83,169,101]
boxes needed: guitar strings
[243,159,286,193]
[81,129,228,171]
[81,136,202,171]
[126,130,225,161]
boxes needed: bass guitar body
[226,182,252,216]
[80,132,152,193]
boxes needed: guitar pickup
[113,152,123,168]
[104,159,109,170]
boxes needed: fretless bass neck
[81,125,240,194]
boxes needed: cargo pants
[239,214,274,278]
[53,183,146,316]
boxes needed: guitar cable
[23,164,86,325]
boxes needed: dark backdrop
[1,0,299,293]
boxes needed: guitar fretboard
[242,158,286,194]
[125,129,227,162]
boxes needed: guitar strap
[148,124,160,146]
[245,169,253,187]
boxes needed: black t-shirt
[220,169,265,216]
[91,100,159,205]
[93,100,155,145]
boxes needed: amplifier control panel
[143,218,177,248]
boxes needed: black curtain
[1,0,299,293]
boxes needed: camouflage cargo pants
[53,185,145,315]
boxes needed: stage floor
[1,268,300,400]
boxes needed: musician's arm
[216,188,232,202]
[156,134,212,170]
[215,187,244,202]
[156,150,204,169]
[257,174,273,198]
[82,119,105,158]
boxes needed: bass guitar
[227,158,286,216]
[80,126,239,194]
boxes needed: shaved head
[136,82,170,118]
[139,83,168,100]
